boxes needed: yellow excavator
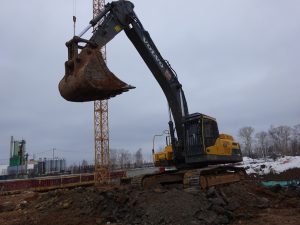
[59,0,245,189]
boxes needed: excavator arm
[59,0,188,163]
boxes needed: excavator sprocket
[59,46,135,102]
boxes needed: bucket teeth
[59,47,135,102]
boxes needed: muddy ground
[0,180,300,225]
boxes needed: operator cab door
[184,118,204,157]
[203,117,219,149]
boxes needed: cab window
[203,118,219,147]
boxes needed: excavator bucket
[59,45,135,102]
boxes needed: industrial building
[35,158,66,175]
[7,136,28,177]
[0,136,66,179]
[9,136,28,167]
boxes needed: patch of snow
[239,156,300,175]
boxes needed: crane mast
[93,0,110,184]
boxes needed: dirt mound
[262,167,300,180]
[0,181,300,225]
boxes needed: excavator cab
[153,114,243,168]
[183,113,242,166]
[59,37,135,102]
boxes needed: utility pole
[93,0,110,184]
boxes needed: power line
[31,149,53,155]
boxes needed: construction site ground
[1,174,300,225]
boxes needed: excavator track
[130,175,144,188]
[183,166,246,189]
[131,166,246,189]
[131,171,185,188]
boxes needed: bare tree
[81,159,88,167]
[135,148,143,168]
[69,163,79,174]
[238,126,255,157]
[255,131,268,159]
[268,125,292,155]
[238,124,300,158]
[109,149,118,169]
[118,149,132,169]
[290,124,300,156]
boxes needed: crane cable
[73,0,77,36]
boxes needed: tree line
[238,124,300,158]
[70,123,300,172]
[68,148,150,174]
[110,148,147,169]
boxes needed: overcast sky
[0,0,299,165]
